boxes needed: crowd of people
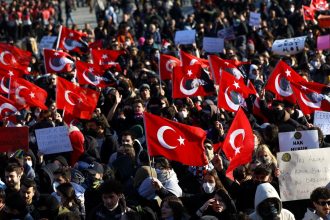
[0,0,329,219]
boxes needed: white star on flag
[54,52,59,56]
[8,71,14,77]
[29,92,35,99]
[88,67,94,72]
[301,85,307,90]
[285,69,291,77]
[234,147,241,155]
[101,54,108,59]
[233,81,240,89]
[187,70,193,77]
[178,136,185,145]
[69,33,74,37]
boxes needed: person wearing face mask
[249,183,295,220]
[254,144,279,178]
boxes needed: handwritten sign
[317,35,330,50]
[0,127,29,152]
[272,36,307,55]
[277,148,330,201]
[202,37,224,53]
[38,36,57,56]
[249,12,261,27]
[217,27,235,40]
[174,30,196,45]
[35,126,72,155]
[278,130,319,152]
[313,110,330,135]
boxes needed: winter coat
[302,208,330,220]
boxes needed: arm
[106,90,122,122]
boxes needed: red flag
[43,49,75,74]
[56,77,100,119]
[144,111,208,166]
[0,75,9,94]
[180,50,209,68]
[91,49,124,71]
[159,54,181,80]
[88,40,103,49]
[318,14,330,28]
[0,43,31,68]
[0,127,29,152]
[172,64,215,98]
[57,26,88,54]
[0,65,25,78]
[10,78,48,110]
[218,71,254,112]
[0,94,21,119]
[76,60,115,88]
[302,5,315,21]
[222,108,254,174]
[247,80,268,122]
[311,0,329,10]
[265,60,305,103]
[291,81,330,114]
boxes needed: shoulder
[280,208,296,220]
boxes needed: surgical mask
[26,160,33,167]
[261,156,271,164]
[53,181,60,192]
[202,182,216,194]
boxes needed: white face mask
[53,181,60,192]
[26,160,33,167]
[203,182,216,194]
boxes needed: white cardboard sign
[174,30,196,45]
[277,148,330,201]
[272,36,307,55]
[202,37,224,53]
[313,110,330,135]
[278,130,319,152]
[249,12,261,27]
[35,126,73,155]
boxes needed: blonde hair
[255,144,277,167]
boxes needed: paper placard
[202,37,224,53]
[249,12,261,27]
[174,30,196,45]
[217,27,235,40]
[271,36,307,55]
[278,148,330,201]
[313,110,330,135]
[317,35,330,50]
[278,130,319,152]
[35,126,72,155]
[38,36,57,55]
[0,127,29,152]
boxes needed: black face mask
[258,203,279,220]
[86,129,98,137]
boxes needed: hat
[139,83,150,92]
[129,124,144,139]
[86,161,104,174]
[53,156,68,167]
[249,64,258,75]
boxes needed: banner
[174,30,196,45]
[271,36,307,55]
[202,37,224,53]
[217,27,235,40]
[278,148,330,201]
[314,110,330,135]
[35,126,72,155]
[317,35,330,50]
[0,127,28,152]
[249,12,261,27]
[278,130,319,152]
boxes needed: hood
[255,183,282,214]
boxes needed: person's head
[154,157,171,171]
[211,189,236,213]
[56,183,76,207]
[255,144,277,166]
[139,84,151,101]
[253,164,273,185]
[161,196,185,220]
[53,167,71,189]
[20,178,37,205]
[121,131,135,146]
[0,190,5,210]
[255,183,282,219]
[204,139,214,161]
[99,180,124,210]
[202,169,224,194]
[3,192,28,219]
[35,194,60,220]
[310,187,330,218]
[133,99,145,115]
[5,164,23,190]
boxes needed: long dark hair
[161,196,187,220]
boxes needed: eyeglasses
[317,201,330,206]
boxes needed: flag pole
[158,54,162,96]
[142,112,154,175]
[55,25,63,51]
[7,76,11,99]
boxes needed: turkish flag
[57,26,88,54]
[318,14,330,28]
[172,64,215,98]
[88,39,103,49]
[0,65,25,78]
[144,112,208,166]
[303,5,315,21]
[265,60,305,104]
[0,127,29,152]
[179,50,209,68]
[311,0,329,10]
[76,60,115,88]
[222,108,254,174]
[159,54,181,80]
[247,80,268,122]
[208,55,245,84]
[56,77,100,119]
[91,49,125,71]
[0,94,21,119]
[43,49,74,74]
[10,78,48,110]
[0,43,31,69]
[218,71,254,112]
[291,81,330,114]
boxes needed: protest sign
[313,110,330,135]
[38,36,57,56]
[278,130,319,152]
[202,37,224,53]
[174,30,196,45]
[217,27,235,40]
[35,126,72,155]
[249,12,261,27]
[0,127,28,152]
[272,36,307,55]
[317,35,330,50]
[277,148,330,201]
